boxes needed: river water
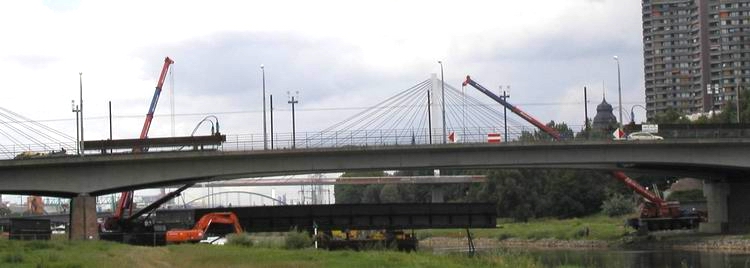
[501,248,750,267]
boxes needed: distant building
[642,0,750,120]
[592,97,618,137]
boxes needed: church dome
[593,98,618,131]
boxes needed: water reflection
[511,248,750,268]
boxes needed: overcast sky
[0,0,645,144]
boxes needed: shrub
[601,193,636,217]
[4,252,24,264]
[226,233,254,247]
[284,229,312,249]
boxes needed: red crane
[462,76,561,140]
[105,57,174,230]
[462,75,701,230]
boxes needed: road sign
[642,124,658,133]
[448,132,456,143]
[612,128,625,139]
[487,133,501,143]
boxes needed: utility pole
[270,94,274,149]
[499,86,510,143]
[288,91,299,149]
[584,86,589,139]
[261,65,268,150]
[109,101,113,154]
[79,72,85,156]
[71,100,80,155]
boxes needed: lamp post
[78,72,85,156]
[438,61,446,144]
[584,86,590,139]
[613,56,623,132]
[261,65,268,150]
[71,100,80,155]
[270,94,274,149]
[288,91,299,149]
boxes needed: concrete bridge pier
[69,194,98,240]
[699,181,728,233]
[726,182,750,233]
[700,180,750,234]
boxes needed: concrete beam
[1,140,749,195]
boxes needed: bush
[284,229,312,249]
[4,252,24,264]
[226,233,254,247]
[601,193,636,217]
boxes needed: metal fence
[3,124,750,160]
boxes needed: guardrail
[3,124,750,159]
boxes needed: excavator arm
[166,212,243,243]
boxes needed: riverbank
[0,239,545,268]
[417,214,750,254]
[422,232,750,254]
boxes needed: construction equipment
[462,75,704,231]
[25,196,45,215]
[165,212,243,244]
[316,229,417,251]
[101,57,175,234]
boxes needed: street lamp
[78,72,85,156]
[613,56,623,131]
[438,61,446,144]
[288,91,299,149]
[261,64,268,150]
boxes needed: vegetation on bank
[0,238,544,268]
[418,214,633,242]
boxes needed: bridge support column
[431,185,444,203]
[699,181,729,234]
[69,194,98,240]
[726,182,750,233]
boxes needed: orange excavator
[165,212,243,243]
[463,75,704,231]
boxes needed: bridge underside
[1,140,749,196]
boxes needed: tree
[379,184,401,203]
[334,171,387,204]
[652,107,690,124]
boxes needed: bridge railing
[5,123,750,159]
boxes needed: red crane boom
[462,76,561,140]
[461,76,687,225]
[111,57,174,222]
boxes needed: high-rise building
[642,0,750,120]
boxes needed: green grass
[0,238,544,268]
[417,214,632,241]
